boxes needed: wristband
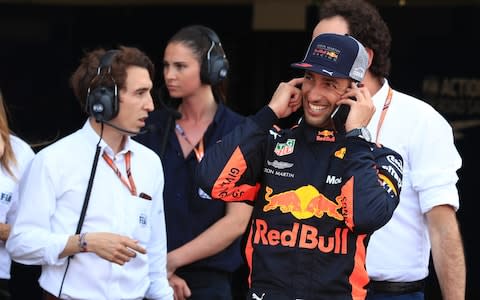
[345,127,371,142]
[79,232,88,252]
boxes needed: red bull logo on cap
[263,185,344,221]
[313,45,339,61]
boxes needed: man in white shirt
[6,46,173,300]
[313,1,465,299]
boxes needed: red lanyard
[175,123,204,162]
[102,151,137,196]
[375,87,393,145]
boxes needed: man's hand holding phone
[332,82,375,133]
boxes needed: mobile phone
[332,96,356,133]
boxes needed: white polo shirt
[7,121,173,300]
[365,80,461,282]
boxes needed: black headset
[198,27,229,86]
[86,49,120,122]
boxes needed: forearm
[169,203,251,272]
[0,223,10,241]
[59,234,83,258]
[169,219,242,270]
[428,206,466,299]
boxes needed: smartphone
[332,96,356,133]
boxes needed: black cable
[156,86,182,158]
[58,124,103,297]
[159,114,174,159]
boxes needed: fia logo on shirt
[139,213,147,227]
[0,192,12,205]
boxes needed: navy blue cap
[291,33,368,82]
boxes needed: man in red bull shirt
[196,33,403,300]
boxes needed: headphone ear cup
[87,86,118,122]
[208,55,229,86]
[86,49,120,122]
[198,27,229,86]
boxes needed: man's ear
[366,47,374,69]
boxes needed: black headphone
[198,27,229,85]
[86,50,120,122]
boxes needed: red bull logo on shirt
[256,179,357,253]
[316,129,336,142]
[253,219,349,254]
[263,185,344,221]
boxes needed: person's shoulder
[218,105,246,128]
[8,135,34,175]
[34,129,83,159]
[131,139,161,163]
[10,134,34,157]
[391,88,452,127]
[393,89,442,115]
[218,103,244,118]
[223,106,245,118]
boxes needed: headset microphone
[101,120,156,136]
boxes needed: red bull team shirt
[196,106,403,300]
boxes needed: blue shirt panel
[136,103,246,272]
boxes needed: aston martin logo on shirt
[267,160,294,169]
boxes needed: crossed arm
[167,202,253,300]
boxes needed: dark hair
[167,24,228,103]
[70,45,155,112]
[318,0,391,78]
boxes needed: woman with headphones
[136,25,252,300]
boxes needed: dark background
[0,2,478,299]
